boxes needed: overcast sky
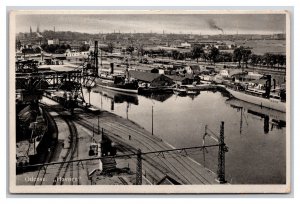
[15,14,286,35]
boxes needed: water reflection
[86,88,286,184]
[140,93,173,102]
[92,87,139,105]
[225,98,286,133]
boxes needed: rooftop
[129,70,169,82]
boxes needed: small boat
[173,87,187,96]
[186,90,198,95]
[181,85,199,95]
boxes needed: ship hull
[96,79,138,94]
[97,84,138,94]
[226,88,286,113]
[138,87,173,94]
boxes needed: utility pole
[217,121,227,184]
[92,125,95,142]
[94,41,98,74]
[202,125,208,166]
[136,149,142,185]
[126,102,129,119]
[89,87,91,106]
[151,106,154,135]
[240,108,243,135]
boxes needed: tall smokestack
[94,41,98,74]
[110,63,114,74]
[265,75,271,98]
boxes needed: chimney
[110,63,114,74]
[265,75,271,98]
[94,41,98,74]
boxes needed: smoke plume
[207,19,224,34]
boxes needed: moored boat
[96,77,138,94]
[226,87,285,112]
[173,87,187,96]
[226,75,286,112]
[96,64,139,94]
[181,85,199,95]
[138,86,174,94]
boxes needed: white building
[47,39,59,45]
[65,49,89,57]
[219,69,230,77]
[180,42,192,48]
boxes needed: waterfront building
[169,75,195,85]
[128,70,173,87]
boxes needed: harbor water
[86,87,286,184]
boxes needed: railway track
[74,114,215,184]
[37,97,216,185]
[108,121,214,183]
[34,104,79,185]
[101,121,210,184]
[72,117,172,183]
[54,117,78,185]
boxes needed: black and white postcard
[8,10,291,193]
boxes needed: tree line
[94,41,286,69]
[19,43,91,54]
[139,45,286,68]
[40,44,71,54]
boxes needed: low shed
[129,70,173,87]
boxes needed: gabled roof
[129,70,171,82]
[168,75,185,81]
[168,74,194,81]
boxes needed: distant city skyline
[16,14,286,35]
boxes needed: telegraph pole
[151,106,153,135]
[136,149,142,185]
[217,121,227,184]
[92,125,95,142]
[202,125,208,166]
[240,108,243,135]
[97,115,100,134]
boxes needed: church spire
[37,24,40,33]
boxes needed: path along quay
[17,96,222,185]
